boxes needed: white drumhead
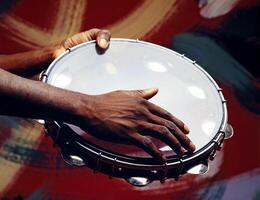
[46,39,224,156]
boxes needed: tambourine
[41,39,233,186]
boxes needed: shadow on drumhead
[95,43,109,55]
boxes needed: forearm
[0,28,111,78]
[0,68,92,124]
[0,46,58,77]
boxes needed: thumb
[96,29,111,49]
[135,88,159,100]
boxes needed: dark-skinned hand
[75,88,196,162]
[53,28,111,58]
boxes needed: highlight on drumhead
[52,74,72,88]
[187,85,206,99]
[147,61,167,72]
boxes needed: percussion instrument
[41,39,233,186]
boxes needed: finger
[95,29,111,49]
[130,133,166,163]
[62,29,100,49]
[146,101,190,134]
[79,28,111,49]
[127,88,158,100]
[140,88,159,99]
[141,122,185,156]
[148,114,196,152]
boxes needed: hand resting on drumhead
[75,88,196,162]
[0,70,195,162]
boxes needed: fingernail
[184,124,190,133]
[189,142,196,151]
[177,147,185,156]
[99,38,108,49]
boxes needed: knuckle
[102,29,111,35]
[143,137,153,146]
[180,121,185,128]
[175,118,184,127]
[135,97,146,106]
[134,90,143,97]
[136,121,146,130]
[114,89,123,94]
[183,135,191,144]
[158,126,169,135]
[87,28,99,36]
[140,99,149,106]
[169,114,183,125]
[136,90,143,94]
[138,107,149,115]
[127,91,138,97]
[158,107,170,117]
[164,110,172,117]
[134,108,144,116]
[165,121,176,130]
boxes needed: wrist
[62,92,96,127]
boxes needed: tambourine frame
[41,39,231,182]
[44,120,227,180]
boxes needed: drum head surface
[46,39,223,157]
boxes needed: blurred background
[0,0,259,199]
